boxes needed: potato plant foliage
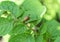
[0,0,60,42]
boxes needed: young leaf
[40,23,47,35]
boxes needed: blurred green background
[40,0,60,21]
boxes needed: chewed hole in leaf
[0,10,11,15]
[1,14,7,18]
[0,10,11,18]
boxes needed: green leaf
[35,35,44,42]
[0,1,21,17]
[9,34,35,42]
[44,20,60,39]
[10,23,29,35]
[40,23,47,35]
[0,17,13,36]
[20,0,46,23]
